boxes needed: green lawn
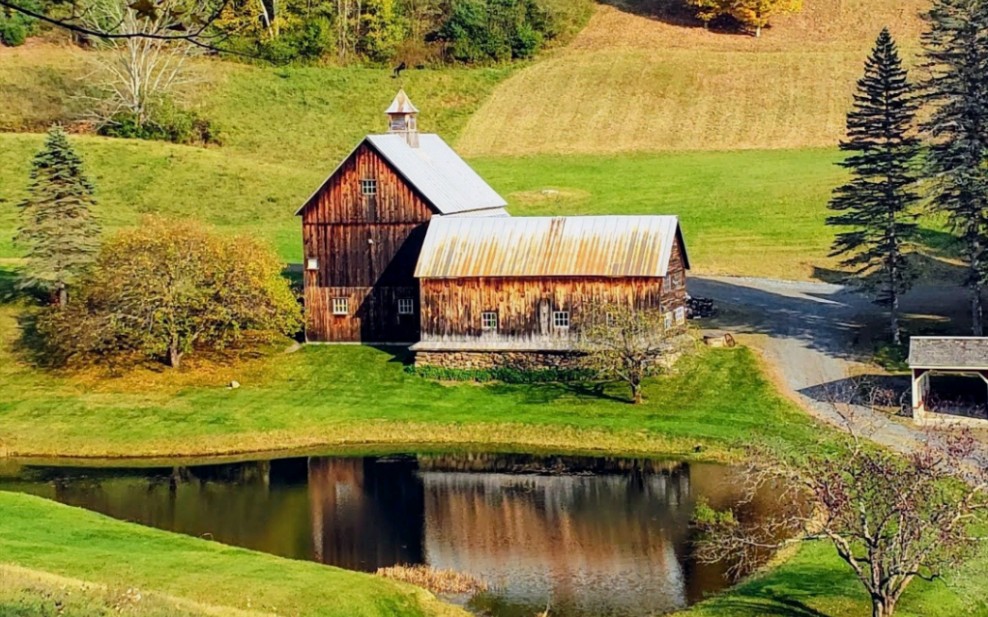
[0,302,822,459]
[0,492,463,617]
[1,133,852,278]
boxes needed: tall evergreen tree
[921,0,988,335]
[15,126,101,305]
[828,28,920,345]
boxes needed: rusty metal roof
[908,337,988,369]
[415,215,688,279]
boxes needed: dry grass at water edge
[376,565,490,596]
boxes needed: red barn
[296,90,508,343]
[297,91,691,367]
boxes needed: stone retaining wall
[414,350,585,370]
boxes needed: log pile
[686,295,716,319]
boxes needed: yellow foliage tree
[686,0,803,37]
[730,0,803,37]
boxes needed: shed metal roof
[908,337,988,369]
[415,215,688,279]
[296,134,507,217]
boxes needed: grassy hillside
[456,0,930,156]
[0,492,463,617]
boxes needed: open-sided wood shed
[908,336,988,425]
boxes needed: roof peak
[385,89,419,115]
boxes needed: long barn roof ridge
[296,134,507,216]
[415,215,689,279]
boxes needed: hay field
[456,0,929,156]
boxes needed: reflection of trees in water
[2,455,784,617]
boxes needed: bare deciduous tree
[693,402,988,617]
[579,304,689,404]
[81,0,198,129]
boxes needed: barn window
[664,312,674,330]
[306,257,319,271]
[552,311,570,329]
[671,272,684,290]
[361,178,377,196]
[675,307,686,325]
[398,298,414,315]
[481,311,498,331]
[332,297,349,316]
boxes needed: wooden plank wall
[300,142,435,342]
[418,234,690,345]
[419,276,686,344]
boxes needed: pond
[0,453,780,617]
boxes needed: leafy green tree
[828,28,920,345]
[922,0,988,335]
[15,126,100,306]
[37,218,302,368]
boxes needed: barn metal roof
[415,215,688,279]
[296,134,507,216]
[908,337,988,369]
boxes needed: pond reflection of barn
[2,455,778,617]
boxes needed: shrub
[0,0,38,47]
[98,101,221,146]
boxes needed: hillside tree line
[0,0,593,64]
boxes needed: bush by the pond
[405,364,595,384]
[0,0,38,47]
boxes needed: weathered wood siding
[418,234,688,348]
[301,143,434,342]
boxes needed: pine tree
[15,126,101,305]
[828,28,920,345]
[921,0,988,335]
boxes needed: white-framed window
[552,310,570,329]
[332,297,349,316]
[398,298,414,315]
[361,178,377,196]
[675,307,686,325]
[664,312,674,330]
[481,311,498,331]
[306,257,319,271]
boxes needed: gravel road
[688,276,947,455]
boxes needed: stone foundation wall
[414,350,585,370]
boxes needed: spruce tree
[921,0,988,335]
[15,126,101,305]
[828,28,920,345]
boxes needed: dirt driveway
[688,276,976,455]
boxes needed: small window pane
[664,312,673,330]
[675,307,686,324]
[332,297,349,316]
[306,257,319,271]
[481,311,498,331]
[361,179,377,196]
[398,298,414,315]
[552,311,570,328]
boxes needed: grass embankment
[0,492,463,617]
[0,303,820,460]
[457,0,929,156]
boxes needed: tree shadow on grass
[703,560,861,617]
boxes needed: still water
[1,454,778,617]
